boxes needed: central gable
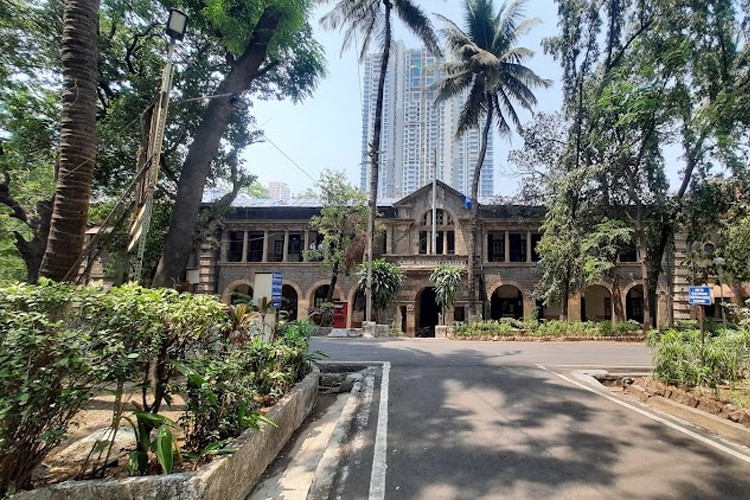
[392,180,470,220]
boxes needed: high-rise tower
[360,42,494,198]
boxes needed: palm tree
[321,0,441,320]
[435,0,549,318]
[40,0,100,281]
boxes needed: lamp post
[714,256,727,329]
[129,9,188,281]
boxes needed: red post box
[332,301,348,328]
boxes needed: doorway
[417,287,439,337]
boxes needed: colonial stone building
[189,181,716,336]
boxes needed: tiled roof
[201,187,540,212]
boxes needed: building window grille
[228,231,244,262]
[247,232,264,262]
[509,233,527,262]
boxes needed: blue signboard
[688,286,713,306]
[271,271,283,308]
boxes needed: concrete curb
[18,370,319,500]
[306,371,370,500]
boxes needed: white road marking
[538,364,750,465]
[369,361,390,500]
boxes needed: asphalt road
[310,338,750,500]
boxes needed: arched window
[420,209,453,226]
[418,209,455,255]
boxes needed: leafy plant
[123,406,181,475]
[430,265,463,323]
[648,328,750,389]
[357,259,404,323]
[0,281,102,495]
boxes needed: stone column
[220,230,229,262]
[262,230,269,263]
[443,231,448,256]
[504,231,510,263]
[484,230,490,262]
[282,230,289,262]
[526,231,532,263]
[297,298,309,320]
[523,294,537,322]
[569,291,582,322]
[241,231,248,263]
[406,304,416,337]
[303,231,310,262]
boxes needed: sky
[243,0,564,198]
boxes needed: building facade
[190,182,713,337]
[361,42,494,199]
[268,181,291,200]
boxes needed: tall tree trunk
[612,271,624,322]
[0,171,53,282]
[640,244,652,330]
[366,0,392,307]
[467,98,494,317]
[14,199,53,284]
[40,0,99,281]
[327,261,339,303]
[153,8,282,287]
[560,272,569,320]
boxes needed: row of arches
[224,280,352,323]
[222,279,646,334]
[481,284,644,323]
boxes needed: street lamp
[166,9,188,41]
[714,256,727,329]
[128,9,188,281]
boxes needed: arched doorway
[281,284,298,321]
[312,285,332,307]
[490,285,524,320]
[230,284,253,305]
[626,285,644,324]
[417,287,440,337]
[582,285,612,321]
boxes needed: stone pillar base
[435,325,449,338]
[362,321,376,338]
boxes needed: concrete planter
[18,371,319,500]
[435,325,453,338]
[312,326,332,336]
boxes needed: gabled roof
[392,179,468,207]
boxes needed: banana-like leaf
[155,425,174,474]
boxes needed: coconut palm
[321,0,441,319]
[435,0,549,318]
[40,0,100,281]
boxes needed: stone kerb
[18,370,319,500]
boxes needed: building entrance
[490,285,524,320]
[417,287,439,337]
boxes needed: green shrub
[648,328,750,388]
[452,319,519,337]
[0,281,312,485]
[181,320,312,453]
[598,320,641,337]
[453,317,642,339]
[0,283,102,495]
